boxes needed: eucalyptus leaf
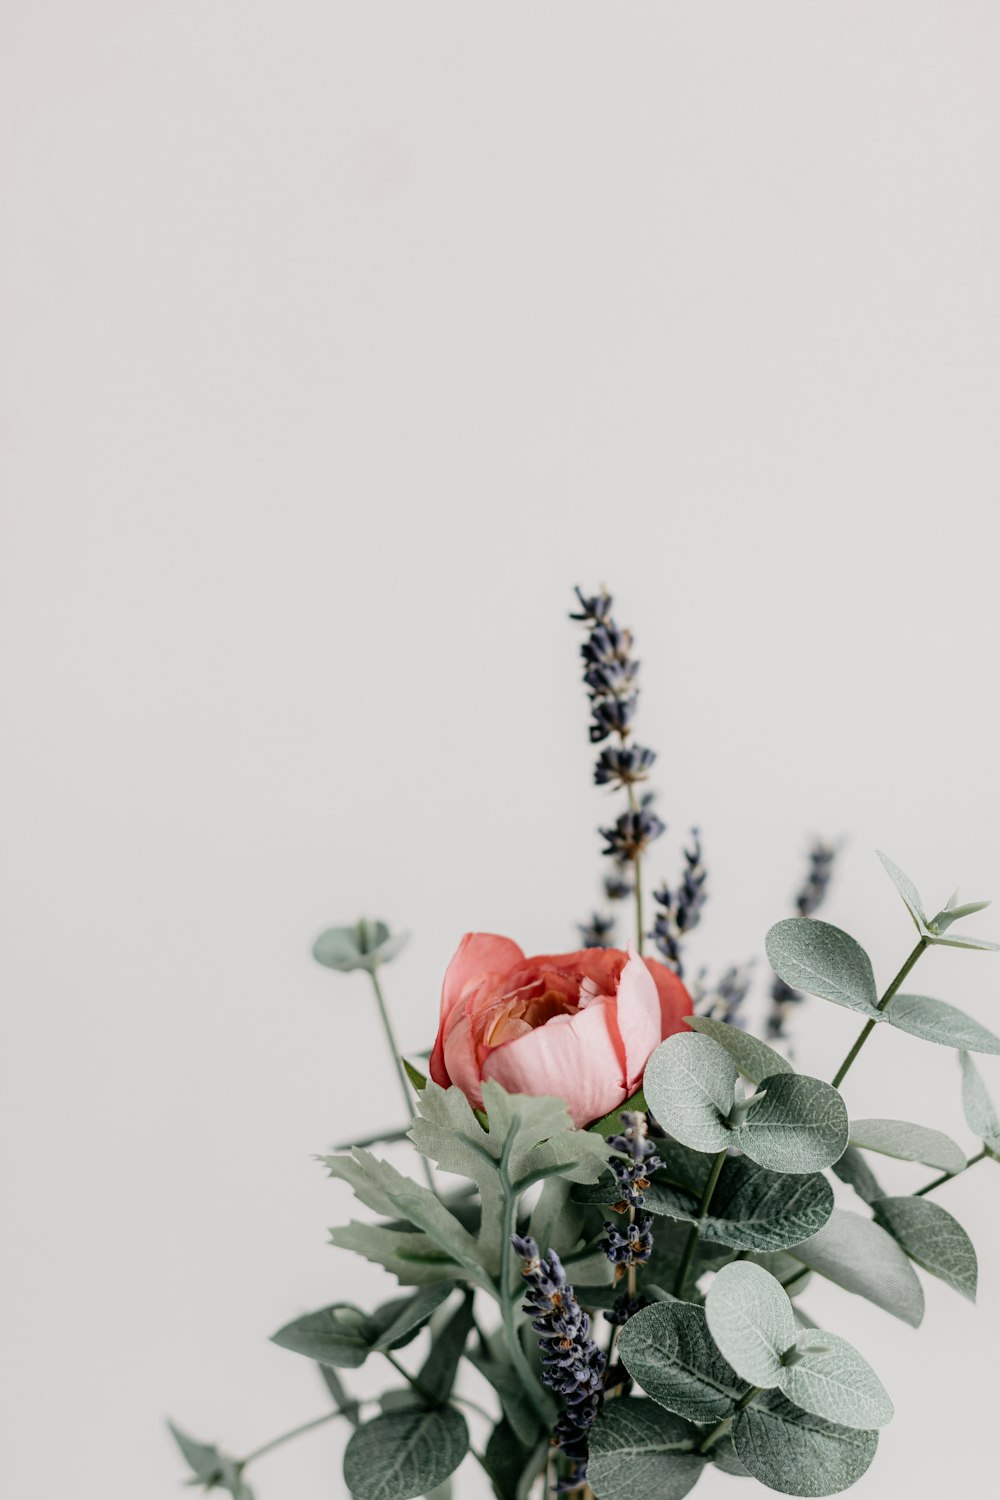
[617,1302,748,1422]
[789,1209,924,1327]
[764,920,879,1015]
[643,1033,737,1153]
[710,1434,752,1477]
[886,995,1000,1055]
[343,1407,469,1500]
[645,1157,833,1253]
[876,851,928,932]
[736,1074,849,1174]
[313,918,409,974]
[848,1119,965,1175]
[960,1051,1000,1151]
[877,852,997,948]
[466,1346,552,1446]
[588,1400,705,1500]
[372,1285,455,1352]
[732,1393,878,1496]
[705,1261,795,1387]
[417,1293,475,1402]
[782,1331,893,1430]
[271,1303,378,1368]
[685,1016,793,1084]
[482,1419,548,1500]
[831,1146,884,1208]
[873,1196,977,1301]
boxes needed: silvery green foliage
[731,1396,879,1497]
[588,1401,706,1500]
[617,1303,748,1421]
[872,1196,978,1301]
[877,852,998,950]
[960,1051,1000,1153]
[343,1406,469,1500]
[312,917,410,972]
[847,1119,965,1174]
[644,1157,834,1254]
[168,1424,254,1498]
[685,1015,793,1085]
[789,1209,925,1327]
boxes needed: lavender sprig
[511,1234,606,1492]
[767,840,839,1040]
[651,829,708,979]
[693,960,755,1028]
[601,1112,661,1326]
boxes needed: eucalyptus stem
[367,967,435,1190]
[673,1148,728,1297]
[830,938,927,1090]
[914,1147,989,1197]
[697,1384,762,1455]
[381,1350,439,1406]
[241,1410,341,1468]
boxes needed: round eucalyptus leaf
[343,1407,469,1500]
[873,1195,978,1302]
[705,1261,795,1388]
[643,1033,737,1153]
[960,1051,1000,1152]
[783,1331,894,1430]
[848,1118,965,1175]
[736,1074,849,1174]
[617,1302,748,1423]
[790,1209,924,1327]
[764,920,879,1015]
[887,995,1000,1055]
[588,1400,705,1500]
[313,919,409,974]
[732,1394,879,1497]
[646,1157,833,1254]
[684,1016,793,1085]
[271,1303,378,1368]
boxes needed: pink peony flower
[428,934,692,1128]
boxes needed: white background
[2,4,999,1498]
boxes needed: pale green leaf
[789,1209,924,1327]
[271,1304,377,1367]
[588,1400,705,1500]
[873,1195,977,1301]
[313,919,409,974]
[328,1222,460,1286]
[643,1033,736,1153]
[618,1302,748,1422]
[848,1118,965,1175]
[343,1408,469,1500]
[876,852,928,933]
[168,1423,253,1499]
[705,1262,795,1387]
[960,1051,1000,1151]
[831,1147,884,1208]
[886,995,1000,1055]
[764,920,879,1015]
[736,1075,849,1174]
[645,1157,833,1253]
[685,1016,793,1085]
[732,1393,878,1496]
[372,1285,454,1352]
[783,1331,893,1430]
[528,1177,585,1257]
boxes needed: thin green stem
[241,1410,341,1468]
[914,1147,989,1197]
[500,1141,548,1404]
[830,938,927,1090]
[697,1385,762,1455]
[367,967,435,1190]
[381,1349,440,1406]
[673,1148,728,1297]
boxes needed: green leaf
[372,1286,455,1352]
[685,1016,793,1084]
[645,1157,834,1253]
[313,918,409,974]
[960,1052,1000,1152]
[831,1146,884,1208]
[643,1033,737,1153]
[876,851,928,933]
[848,1118,966,1175]
[168,1422,253,1499]
[735,1074,849,1174]
[764,920,879,1015]
[528,1177,585,1257]
[732,1393,879,1496]
[705,1261,796,1387]
[417,1293,475,1402]
[588,1400,705,1500]
[789,1209,924,1326]
[482,1420,548,1500]
[272,1304,378,1368]
[589,1086,647,1137]
[328,1222,459,1286]
[404,1059,428,1091]
[466,1346,551,1447]
[319,1364,361,1425]
[873,1195,977,1301]
[782,1331,894,1430]
[710,1433,751,1476]
[618,1302,748,1422]
[931,899,992,932]
[887,995,1000,1055]
[343,1407,469,1500]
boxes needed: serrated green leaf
[873,1195,977,1301]
[618,1302,748,1422]
[764,920,879,1015]
[643,1033,737,1153]
[271,1303,378,1367]
[736,1074,849,1174]
[645,1157,833,1253]
[886,995,1000,1055]
[848,1118,965,1174]
[960,1052,1000,1151]
[831,1146,884,1208]
[790,1209,924,1326]
[706,1261,796,1387]
[313,919,409,974]
[417,1293,475,1402]
[328,1222,459,1286]
[371,1285,455,1352]
[685,1016,793,1084]
[588,1400,705,1500]
[732,1393,878,1496]
[343,1407,469,1500]
[876,852,928,933]
[783,1331,893,1430]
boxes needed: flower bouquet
[171,588,1000,1500]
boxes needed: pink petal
[645,957,694,1039]
[613,949,662,1092]
[482,998,627,1127]
[429,932,524,1086]
[441,1011,485,1108]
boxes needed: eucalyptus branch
[366,967,435,1190]
[673,1148,728,1297]
[697,1384,762,1455]
[830,938,928,1089]
[240,1410,342,1468]
[913,1147,989,1197]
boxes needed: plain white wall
[2,4,998,1498]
